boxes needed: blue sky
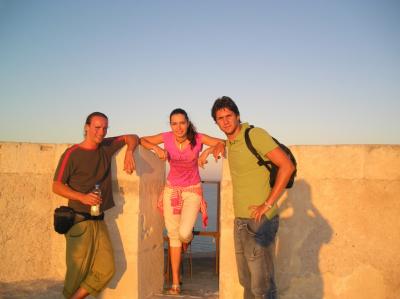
[0,0,399,146]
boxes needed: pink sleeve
[196,133,203,143]
[162,132,173,154]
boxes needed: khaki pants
[163,188,201,247]
[63,220,115,298]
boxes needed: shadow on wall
[103,159,128,290]
[136,148,166,296]
[94,148,161,292]
[277,179,333,299]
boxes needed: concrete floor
[0,279,64,299]
[152,255,219,299]
[0,255,218,299]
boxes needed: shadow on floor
[0,279,64,299]
[0,254,218,299]
[152,253,219,299]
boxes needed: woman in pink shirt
[140,108,224,294]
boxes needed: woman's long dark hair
[170,108,197,148]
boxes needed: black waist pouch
[54,207,105,234]
[54,206,75,234]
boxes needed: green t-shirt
[227,123,278,219]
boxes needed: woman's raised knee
[178,228,193,243]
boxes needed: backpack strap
[244,125,273,172]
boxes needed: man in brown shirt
[53,112,139,299]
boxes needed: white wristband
[264,202,273,209]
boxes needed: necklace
[176,138,187,150]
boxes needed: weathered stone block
[295,145,366,180]
[364,145,400,180]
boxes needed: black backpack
[244,125,297,188]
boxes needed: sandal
[166,284,181,295]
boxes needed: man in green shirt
[211,97,295,299]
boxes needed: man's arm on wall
[122,134,139,174]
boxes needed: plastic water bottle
[90,183,101,216]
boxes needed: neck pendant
[177,138,187,150]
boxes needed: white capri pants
[163,187,201,247]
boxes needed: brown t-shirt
[53,136,125,213]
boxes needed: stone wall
[219,145,400,299]
[0,143,165,299]
[1,143,399,299]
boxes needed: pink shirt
[162,132,203,187]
